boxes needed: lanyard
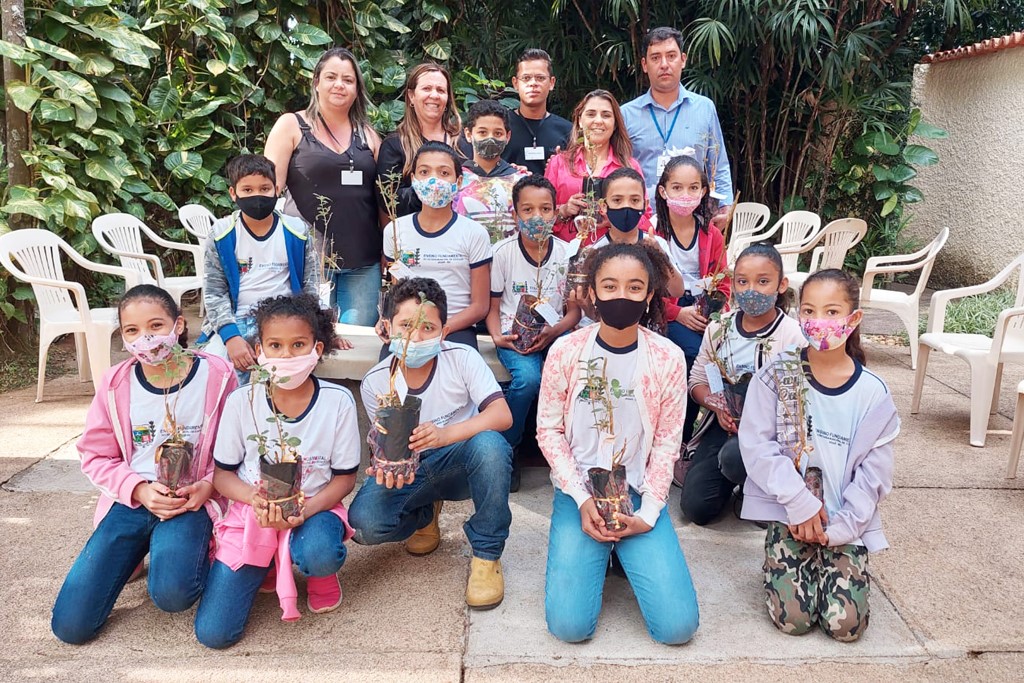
[318,114,356,170]
[648,105,681,149]
[518,110,549,147]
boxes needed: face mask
[734,289,778,317]
[124,330,179,365]
[235,195,277,221]
[594,296,647,330]
[518,215,555,242]
[389,335,442,368]
[256,347,320,390]
[606,207,643,233]
[665,195,701,217]
[800,313,859,351]
[473,137,506,160]
[412,177,459,209]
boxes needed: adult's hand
[675,306,708,333]
[226,337,257,372]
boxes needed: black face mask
[235,195,276,221]
[606,207,642,233]
[594,296,647,330]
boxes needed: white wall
[908,48,1024,287]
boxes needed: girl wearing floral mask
[654,155,730,445]
[679,242,804,525]
[195,293,361,647]
[738,268,899,642]
[53,285,238,645]
[379,140,492,350]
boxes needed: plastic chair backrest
[0,229,78,317]
[728,202,771,251]
[910,227,950,299]
[178,204,216,241]
[815,218,868,270]
[92,213,155,281]
[777,211,822,271]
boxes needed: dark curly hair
[253,293,338,350]
[384,277,448,324]
[585,242,668,334]
[118,284,188,347]
[654,155,716,241]
[800,269,866,365]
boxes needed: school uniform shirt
[689,309,805,389]
[569,336,646,492]
[799,352,891,542]
[361,341,504,429]
[453,160,529,243]
[490,235,570,334]
[214,377,361,498]
[383,212,492,318]
[665,227,702,293]
[128,357,209,481]
[233,215,291,320]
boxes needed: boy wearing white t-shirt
[486,176,580,491]
[349,277,514,611]
[200,155,318,375]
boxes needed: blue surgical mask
[389,335,442,368]
[518,215,555,242]
[734,289,778,317]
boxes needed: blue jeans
[334,264,381,326]
[51,503,212,644]
[545,489,700,645]
[348,430,512,560]
[496,346,545,450]
[194,511,348,649]
[202,315,257,385]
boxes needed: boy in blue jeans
[486,175,580,491]
[350,277,514,610]
[199,154,318,375]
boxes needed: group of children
[52,111,898,649]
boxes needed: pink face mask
[800,313,859,351]
[123,330,179,365]
[665,195,701,217]
[256,347,320,390]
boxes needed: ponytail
[799,269,866,365]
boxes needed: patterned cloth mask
[800,313,859,351]
[123,330,178,365]
[734,289,778,317]
[412,177,459,209]
[518,215,555,242]
[665,195,701,217]
[472,137,507,160]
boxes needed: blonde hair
[397,63,462,175]
[305,47,371,137]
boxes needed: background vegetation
[0,0,1021,351]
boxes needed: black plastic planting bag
[371,395,423,478]
[588,465,633,531]
[511,295,545,353]
[260,456,303,519]
[156,440,196,493]
[722,375,751,421]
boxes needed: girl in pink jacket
[536,243,699,645]
[52,285,238,644]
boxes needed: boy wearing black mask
[199,154,318,377]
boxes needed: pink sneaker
[306,575,343,614]
[259,565,277,594]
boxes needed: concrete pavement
[1,332,1023,681]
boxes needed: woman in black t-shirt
[265,47,382,325]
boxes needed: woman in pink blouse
[545,90,649,246]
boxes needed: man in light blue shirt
[622,27,734,219]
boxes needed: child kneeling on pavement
[350,277,514,610]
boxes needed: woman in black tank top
[265,47,383,326]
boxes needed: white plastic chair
[911,253,1024,447]
[1008,380,1024,478]
[92,213,203,309]
[773,211,823,273]
[861,227,949,369]
[178,204,216,242]
[0,229,140,401]
[781,218,868,291]
[726,202,771,264]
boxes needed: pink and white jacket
[536,325,688,527]
[76,351,238,526]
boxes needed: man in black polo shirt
[459,49,572,175]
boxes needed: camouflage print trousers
[763,522,871,642]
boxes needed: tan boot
[406,500,443,556]
[466,557,504,610]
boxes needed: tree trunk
[1,0,31,225]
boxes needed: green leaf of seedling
[286,436,301,447]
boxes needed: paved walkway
[2,330,1023,681]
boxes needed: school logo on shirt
[132,421,156,446]
[238,257,253,275]
[512,280,530,294]
[399,249,421,267]
[609,379,634,400]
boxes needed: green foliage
[917,288,1017,337]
